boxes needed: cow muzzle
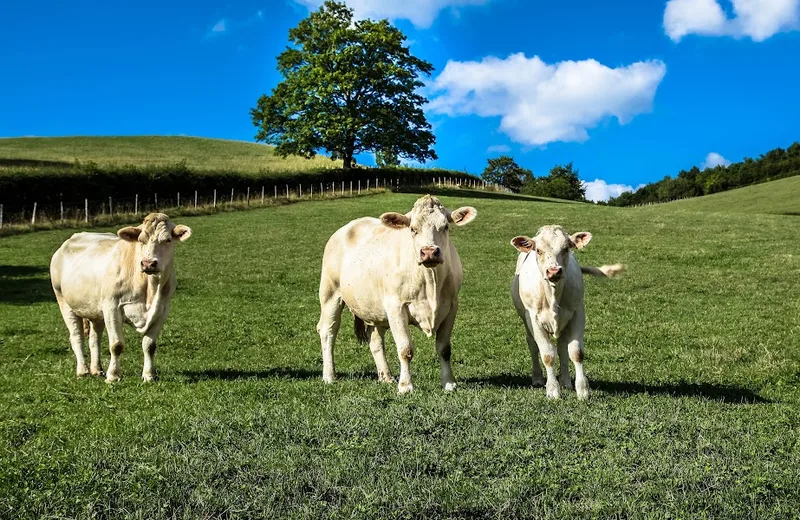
[419,246,443,267]
[141,259,159,274]
[546,266,563,282]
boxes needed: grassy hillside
[0,135,341,174]
[664,175,800,215]
[2,191,799,518]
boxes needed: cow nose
[419,246,442,265]
[141,259,158,272]
[546,266,562,279]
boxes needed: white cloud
[582,179,646,202]
[702,152,732,169]
[210,19,227,34]
[293,0,488,28]
[487,144,511,154]
[426,53,667,146]
[664,0,800,42]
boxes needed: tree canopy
[608,142,800,206]
[523,162,587,202]
[250,0,437,169]
[481,155,532,193]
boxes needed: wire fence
[0,176,500,234]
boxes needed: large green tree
[251,0,437,169]
[481,155,532,193]
[524,162,587,201]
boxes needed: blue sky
[1,0,799,200]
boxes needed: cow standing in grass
[317,195,477,393]
[510,225,624,400]
[50,213,192,382]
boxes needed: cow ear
[172,225,193,242]
[570,232,592,249]
[449,206,477,226]
[511,236,535,253]
[380,212,410,229]
[117,226,141,242]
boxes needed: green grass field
[666,174,800,215]
[2,187,800,518]
[0,135,341,174]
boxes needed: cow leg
[141,314,168,382]
[435,306,458,391]
[317,294,344,384]
[529,312,560,399]
[387,306,414,394]
[521,311,545,387]
[557,333,574,390]
[56,295,88,377]
[524,328,545,387]
[369,326,394,383]
[104,306,126,383]
[88,320,105,376]
[565,310,589,400]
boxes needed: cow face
[380,195,477,268]
[117,213,192,275]
[511,225,591,284]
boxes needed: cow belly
[59,274,105,320]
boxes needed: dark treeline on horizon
[608,142,800,206]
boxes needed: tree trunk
[342,153,353,169]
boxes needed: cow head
[511,225,591,284]
[380,195,477,268]
[117,213,192,275]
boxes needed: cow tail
[354,316,370,344]
[82,318,91,338]
[581,264,626,278]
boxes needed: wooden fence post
[31,202,37,225]
[300,185,303,198]
[286,185,289,198]
[177,192,181,207]
[85,199,89,223]
[310,184,313,198]
[194,190,198,209]
[60,200,64,222]
[155,193,158,209]
[108,197,112,216]
[230,188,234,204]
[246,187,250,205]
[358,180,361,194]
[135,194,139,215]
[213,189,217,208]
[274,186,277,199]
[261,186,265,204]
[0,204,3,229]
[350,181,353,195]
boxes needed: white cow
[317,195,477,393]
[49,213,192,382]
[510,225,624,400]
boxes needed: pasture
[2,189,800,518]
[0,136,341,175]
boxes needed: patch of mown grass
[1,192,799,518]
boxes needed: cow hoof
[546,382,561,399]
[531,376,545,387]
[105,374,121,384]
[322,375,335,384]
[142,374,156,382]
[76,370,90,378]
[559,377,574,390]
[576,378,590,400]
[90,369,105,377]
[397,383,414,394]
[444,382,457,392]
[378,375,396,384]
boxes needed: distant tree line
[481,155,587,202]
[607,142,800,206]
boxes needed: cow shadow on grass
[464,373,770,404]
[181,366,376,383]
[394,186,573,204]
[0,265,53,305]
